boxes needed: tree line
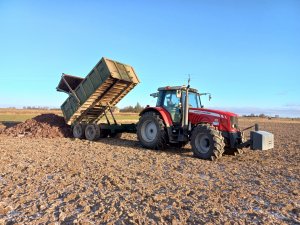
[242,113,280,118]
[119,102,144,113]
[22,106,60,110]
[20,103,145,113]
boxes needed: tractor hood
[189,108,238,132]
[189,108,238,118]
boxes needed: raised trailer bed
[57,57,140,140]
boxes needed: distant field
[0,108,139,123]
[99,113,139,123]
[239,117,300,124]
[0,109,62,122]
[0,108,299,123]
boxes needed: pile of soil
[1,114,71,138]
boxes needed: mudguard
[139,107,173,127]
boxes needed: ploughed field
[0,115,299,224]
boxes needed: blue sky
[0,0,299,117]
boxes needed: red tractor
[137,85,273,160]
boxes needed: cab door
[162,90,181,124]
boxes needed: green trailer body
[57,57,140,126]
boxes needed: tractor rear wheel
[191,124,225,160]
[73,124,86,139]
[85,124,101,141]
[137,112,168,149]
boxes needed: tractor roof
[158,86,198,93]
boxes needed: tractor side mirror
[150,92,159,98]
[199,92,212,101]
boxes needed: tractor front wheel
[137,112,168,150]
[224,132,245,155]
[191,124,225,160]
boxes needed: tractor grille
[230,116,239,129]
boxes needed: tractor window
[164,91,180,108]
[163,91,181,123]
[182,91,200,108]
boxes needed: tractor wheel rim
[141,120,157,142]
[195,134,210,154]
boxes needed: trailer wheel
[137,111,168,150]
[85,124,100,141]
[73,124,86,139]
[191,124,225,160]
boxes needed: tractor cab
[152,86,201,124]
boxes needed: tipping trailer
[57,57,140,140]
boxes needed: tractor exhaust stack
[182,85,190,129]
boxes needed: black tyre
[224,131,245,155]
[109,132,122,138]
[73,124,86,139]
[191,124,225,160]
[85,124,100,141]
[137,111,168,150]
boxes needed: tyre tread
[191,123,225,160]
[137,111,168,150]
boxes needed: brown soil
[0,114,71,138]
[0,119,299,224]
[0,123,5,133]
